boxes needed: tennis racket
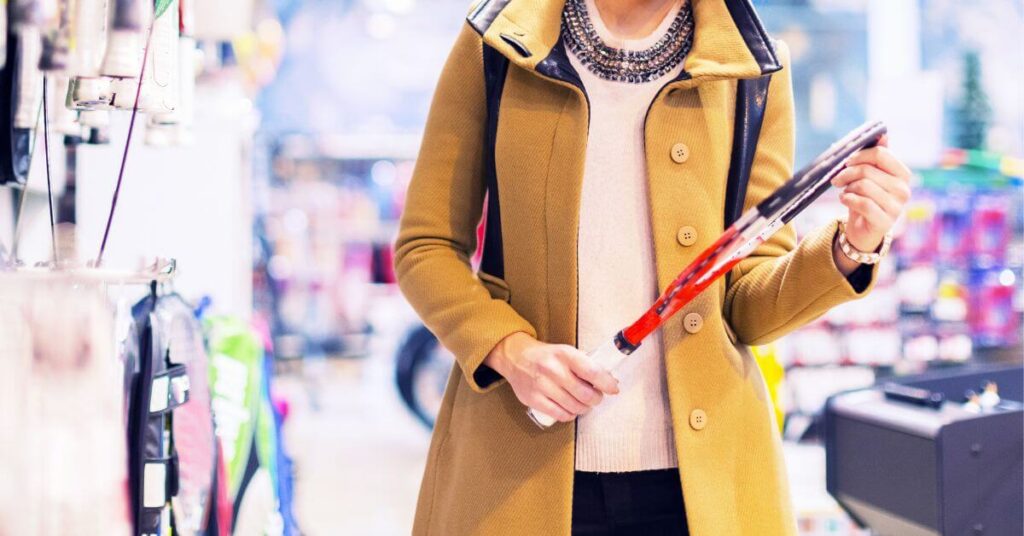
[528,120,888,428]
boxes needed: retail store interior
[0,0,1021,535]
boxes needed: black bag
[124,285,192,535]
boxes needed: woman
[395,0,911,534]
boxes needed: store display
[147,0,197,145]
[0,31,23,185]
[206,315,264,500]
[825,365,1023,536]
[0,22,43,186]
[0,1,1016,534]
[111,0,176,112]
[205,314,298,535]
[66,0,111,109]
[255,151,411,360]
[155,294,217,536]
[123,285,194,535]
[0,278,132,536]
[779,147,1023,442]
[102,0,147,78]
[0,3,290,535]
[0,258,298,536]
[530,121,888,428]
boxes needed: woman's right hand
[484,332,621,422]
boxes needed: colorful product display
[777,148,1022,441]
[205,314,299,536]
[254,152,413,360]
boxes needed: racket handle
[526,339,630,429]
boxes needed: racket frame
[526,120,887,429]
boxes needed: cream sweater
[573,0,684,473]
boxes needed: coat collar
[468,0,781,82]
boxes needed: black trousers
[572,469,689,536]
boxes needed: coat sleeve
[722,41,878,346]
[394,24,536,393]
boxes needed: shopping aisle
[275,341,431,534]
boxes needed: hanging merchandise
[39,0,70,72]
[0,277,132,535]
[205,316,264,500]
[205,315,297,535]
[67,0,111,109]
[147,0,196,145]
[48,75,78,136]
[968,267,1019,348]
[67,0,113,145]
[254,337,300,536]
[969,194,1011,268]
[102,0,147,78]
[10,0,44,31]
[234,345,294,535]
[95,0,155,265]
[268,389,300,535]
[0,31,24,185]
[13,9,43,128]
[0,16,43,185]
[111,0,177,113]
[206,441,235,536]
[936,191,972,267]
[123,284,193,536]
[154,294,217,536]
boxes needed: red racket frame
[617,120,887,352]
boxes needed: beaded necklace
[562,0,695,84]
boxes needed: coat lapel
[469,0,782,83]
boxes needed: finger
[843,179,902,218]
[833,165,911,202]
[538,376,587,415]
[840,192,893,230]
[561,374,604,408]
[548,355,604,407]
[844,146,911,180]
[877,134,889,148]
[529,395,575,423]
[562,349,620,395]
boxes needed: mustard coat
[394,1,876,534]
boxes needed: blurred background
[0,0,1022,535]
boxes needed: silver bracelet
[837,219,892,265]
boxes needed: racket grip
[526,339,629,429]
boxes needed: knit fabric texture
[572,0,684,473]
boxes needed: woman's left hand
[831,135,912,253]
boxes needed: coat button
[690,409,708,431]
[670,142,690,164]
[683,312,703,334]
[676,226,698,246]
